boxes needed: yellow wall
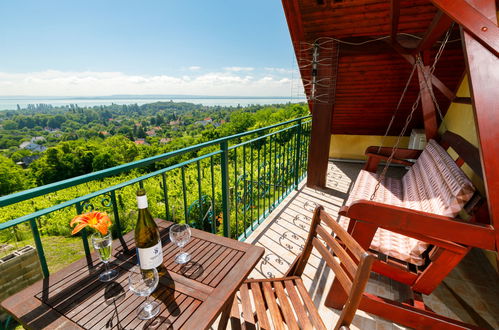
[329,134,409,160]
[439,78,485,194]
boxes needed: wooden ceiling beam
[415,10,454,53]
[431,0,499,56]
[282,0,311,107]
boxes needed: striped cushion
[402,139,475,217]
[343,170,427,265]
[343,139,475,266]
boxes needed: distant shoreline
[0,96,306,111]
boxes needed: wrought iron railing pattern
[0,116,311,277]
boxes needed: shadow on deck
[244,161,499,329]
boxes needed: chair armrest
[344,200,496,251]
[363,147,423,172]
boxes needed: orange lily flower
[70,211,112,235]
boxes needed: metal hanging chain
[370,68,422,201]
[369,25,454,201]
[377,61,418,153]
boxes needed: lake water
[0,97,305,110]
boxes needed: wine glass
[91,233,118,282]
[128,265,160,320]
[169,224,191,264]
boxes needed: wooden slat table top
[1,219,264,330]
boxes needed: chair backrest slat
[320,210,365,261]
[290,206,375,330]
[316,224,357,278]
[312,237,353,292]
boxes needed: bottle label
[137,241,163,269]
[137,195,148,209]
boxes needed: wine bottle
[135,189,164,272]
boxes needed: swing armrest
[364,147,422,172]
[341,200,496,251]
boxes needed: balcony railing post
[29,218,49,278]
[220,141,231,238]
[294,119,303,189]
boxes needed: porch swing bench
[336,130,495,298]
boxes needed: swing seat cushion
[342,140,475,266]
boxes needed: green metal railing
[0,116,311,278]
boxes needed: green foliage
[0,102,309,242]
[0,155,31,195]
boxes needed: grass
[0,234,91,274]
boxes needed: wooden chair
[224,205,375,330]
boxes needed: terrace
[1,0,499,328]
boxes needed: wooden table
[1,220,264,329]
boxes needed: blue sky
[0,1,303,97]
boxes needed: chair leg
[230,296,242,330]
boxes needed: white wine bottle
[135,189,164,271]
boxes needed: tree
[0,155,29,196]
[2,120,17,130]
[92,152,118,171]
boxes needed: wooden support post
[417,63,439,140]
[282,0,334,188]
[307,102,333,188]
[412,247,470,294]
[459,0,499,262]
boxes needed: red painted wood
[307,40,338,188]
[416,10,454,53]
[346,201,496,250]
[460,0,499,265]
[359,293,482,329]
[284,0,465,136]
[412,247,471,293]
[431,0,499,56]
[417,63,439,140]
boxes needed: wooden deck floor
[241,161,499,329]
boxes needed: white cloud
[188,66,201,71]
[223,66,254,72]
[0,70,298,97]
[264,67,295,74]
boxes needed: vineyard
[0,116,311,275]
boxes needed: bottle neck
[137,195,148,209]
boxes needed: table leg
[218,293,239,330]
